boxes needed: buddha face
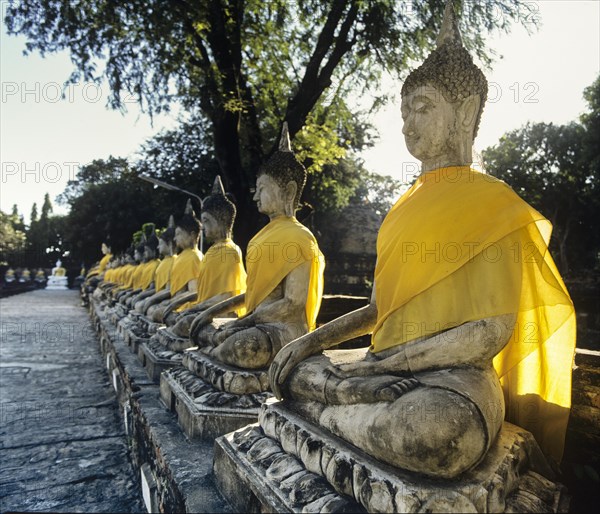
[101,243,110,255]
[201,212,224,242]
[158,238,169,256]
[401,84,479,170]
[174,227,196,250]
[143,246,155,261]
[401,85,458,164]
[253,174,296,218]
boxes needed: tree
[5,0,532,245]
[483,76,600,274]
[26,193,67,268]
[0,210,27,266]
[59,157,170,265]
[30,203,38,225]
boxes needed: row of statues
[3,264,67,288]
[86,3,575,503]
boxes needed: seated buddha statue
[125,230,161,307]
[19,268,31,282]
[4,267,16,284]
[158,176,247,345]
[52,260,67,277]
[189,123,325,372]
[134,217,177,312]
[144,201,203,323]
[269,3,576,478]
[113,244,144,302]
[120,228,161,307]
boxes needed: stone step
[160,368,266,440]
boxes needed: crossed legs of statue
[196,320,278,370]
[283,349,500,479]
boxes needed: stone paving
[0,290,144,513]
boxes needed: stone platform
[214,402,569,513]
[89,297,231,512]
[138,339,182,382]
[85,293,600,513]
[160,368,266,440]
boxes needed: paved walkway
[0,290,143,512]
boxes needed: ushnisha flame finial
[184,198,194,215]
[168,214,175,229]
[212,175,226,195]
[436,1,462,48]
[279,122,292,152]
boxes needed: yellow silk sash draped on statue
[139,259,160,290]
[131,263,146,289]
[244,216,325,331]
[373,166,575,463]
[117,264,135,289]
[176,239,247,313]
[169,248,202,296]
[154,255,175,292]
[98,253,112,273]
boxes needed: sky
[1,1,599,220]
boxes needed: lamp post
[138,175,204,253]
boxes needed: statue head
[158,215,176,256]
[400,2,487,170]
[255,122,307,217]
[175,200,201,250]
[144,231,159,261]
[202,176,236,242]
[101,241,111,255]
[56,259,62,268]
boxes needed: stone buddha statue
[188,123,325,373]
[158,176,247,345]
[125,230,161,307]
[135,217,177,313]
[268,2,576,479]
[119,227,161,307]
[20,268,31,282]
[52,260,66,277]
[144,201,203,323]
[47,259,69,290]
[4,267,16,283]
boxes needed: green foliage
[5,0,531,246]
[483,76,600,274]
[0,210,27,265]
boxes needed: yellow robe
[131,263,146,290]
[115,264,134,289]
[373,166,575,463]
[244,216,325,331]
[87,253,111,278]
[139,259,160,290]
[154,255,176,292]
[169,247,203,296]
[176,239,247,313]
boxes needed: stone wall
[315,205,380,297]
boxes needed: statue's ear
[459,95,480,132]
[285,180,298,203]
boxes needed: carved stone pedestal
[138,337,183,382]
[214,402,569,513]
[159,351,272,440]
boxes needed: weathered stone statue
[47,260,68,290]
[144,201,203,323]
[188,124,325,371]
[134,217,177,313]
[4,267,16,284]
[121,228,161,308]
[160,124,325,437]
[158,176,247,343]
[265,2,576,486]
